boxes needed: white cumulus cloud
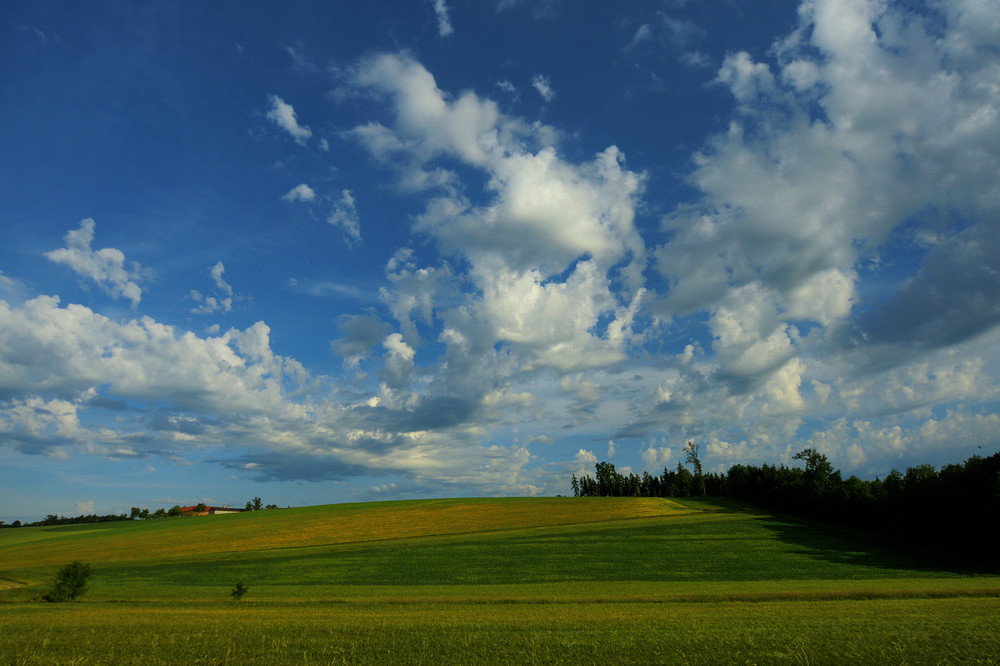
[345,53,647,375]
[45,219,145,308]
[282,183,316,203]
[266,94,312,145]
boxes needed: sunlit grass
[0,497,688,570]
[2,597,999,665]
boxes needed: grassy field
[1,497,998,664]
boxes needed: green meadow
[2,497,999,664]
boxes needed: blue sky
[3,0,999,521]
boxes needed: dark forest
[573,443,999,559]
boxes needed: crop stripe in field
[251,511,707,552]
[78,587,1000,608]
[647,588,1000,604]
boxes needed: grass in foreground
[2,598,999,665]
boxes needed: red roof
[179,505,244,515]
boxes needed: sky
[2,0,1000,522]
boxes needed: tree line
[572,442,717,499]
[572,443,1000,557]
[0,512,130,529]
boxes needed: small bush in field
[43,561,92,602]
[231,582,248,601]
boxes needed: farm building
[179,505,245,516]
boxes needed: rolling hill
[2,497,999,664]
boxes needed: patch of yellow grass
[0,497,690,570]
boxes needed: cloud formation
[0,296,538,491]
[623,0,1000,475]
[189,263,235,315]
[531,74,555,101]
[282,184,316,203]
[345,52,649,393]
[429,0,454,37]
[5,0,1000,507]
[45,219,145,308]
[657,0,1000,363]
[328,189,362,247]
[266,95,312,145]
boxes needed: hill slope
[0,497,686,570]
[3,496,997,604]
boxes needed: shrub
[231,582,248,601]
[43,561,92,602]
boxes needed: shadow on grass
[756,513,1000,577]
